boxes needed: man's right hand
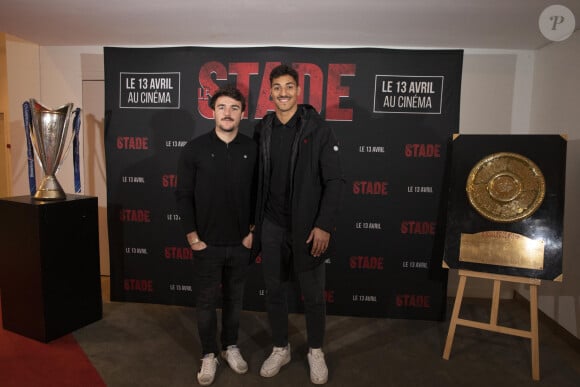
[186,231,206,251]
[190,241,207,251]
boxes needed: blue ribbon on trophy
[72,108,82,193]
[22,99,82,200]
[22,101,37,195]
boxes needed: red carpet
[0,294,105,387]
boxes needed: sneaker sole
[311,375,328,385]
[259,356,291,378]
[197,374,215,386]
[220,352,248,374]
[308,355,328,384]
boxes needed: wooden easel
[443,269,541,381]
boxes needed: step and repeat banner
[104,46,462,320]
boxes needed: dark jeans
[261,218,326,349]
[193,244,250,356]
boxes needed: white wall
[5,36,40,196]
[527,31,580,337]
[452,50,536,299]
[38,46,103,196]
[5,42,578,338]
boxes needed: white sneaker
[197,353,219,386]
[260,344,291,377]
[221,345,248,374]
[307,348,328,384]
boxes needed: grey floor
[73,279,580,387]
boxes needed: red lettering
[300,290,335,303]
[198,61,228,119]
[400,221,436,235]
[124,279,154,292]
[229,62,259,119]
[120,209,151,223]
[396,294,431,308]
[326,63,355,121]
[352,181,388,195]
[349,256,384,270]
[162,174,178,188]
[404,144,441,158]
[294,63,324,112]
[196,61,356,120]
[255,61,281,119]
[164,246,193,260]
[324,290,335,303]
[116,136,149,150]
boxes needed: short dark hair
[269,64,299,86]
[209,84,246,112]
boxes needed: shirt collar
[210,129,240,144]
[274,109,299,129]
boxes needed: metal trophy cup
[28,99,76,200]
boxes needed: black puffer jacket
[252,104,345,272]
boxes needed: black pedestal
[0,195,102,342]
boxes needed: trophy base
[33,175,66,201]
[33,190,67,201]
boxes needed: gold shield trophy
[461,152,546,270]
[28,99,77,200]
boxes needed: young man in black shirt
[252,65,344,384]
[176,85,257,386]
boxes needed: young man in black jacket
[176,85,257,386]
[252,64,344,384]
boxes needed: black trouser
[193,244,250,356]
[261,218,326,349]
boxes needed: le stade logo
[352,180,388,195]
[404,143,441,158]
[395,294,431,308]
[349,256,384,270]
[164,246,192,260]
[120,209,151,222]
[197,61,356,121]
[301,290,336,304]
[124,278,153,292]
[117,136,149,150]
[400,221,436,235]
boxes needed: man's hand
[306,227,330,257]
[242,232,253,249]
[187,231,207,251]
[190,241,207,251]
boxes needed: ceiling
[0,0,578,49]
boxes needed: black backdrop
[104,46,463,320]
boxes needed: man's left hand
[242,232,253,249]
[306,227,330,257]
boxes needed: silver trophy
[28,99,76,200]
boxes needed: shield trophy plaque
[461,152,547,270]
[442,134,566,281]
[28,99,76,200]
[466,152,546,223]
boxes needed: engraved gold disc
[466,152,545,223]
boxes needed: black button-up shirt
[176,130,257,245]
[265,112,299,228]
